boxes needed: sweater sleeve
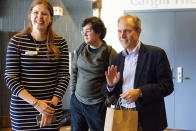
[54,38,70,100]
[69,48,79,93]
[101,47,117,97]
[5,36,24,96]
[109,48,118,65]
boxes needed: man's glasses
[81,29,93,35]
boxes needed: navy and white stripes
[5,33,70,131]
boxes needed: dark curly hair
[82,17,106,40]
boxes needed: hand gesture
[105,65,120,87]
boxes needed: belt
[121,106,137,111]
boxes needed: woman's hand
[40,113,54,128]
[34,100,55,127]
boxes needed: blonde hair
[118,14,141,31]
[18,0,60,60]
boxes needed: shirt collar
[122,41,141,56]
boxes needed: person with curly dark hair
[69,17,117,131]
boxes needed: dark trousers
[70,94,106,131]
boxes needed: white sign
[122,0,196,10]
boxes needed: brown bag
[104,102,138,131]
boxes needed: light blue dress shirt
[107,41,140,109]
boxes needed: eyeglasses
[81,29,93,35]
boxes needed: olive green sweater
[70,41,117,105]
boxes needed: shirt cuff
[107,85,115,92]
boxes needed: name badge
[25,51,38,56]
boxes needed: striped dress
[5,33,70,131]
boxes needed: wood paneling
[0,116,11,128]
